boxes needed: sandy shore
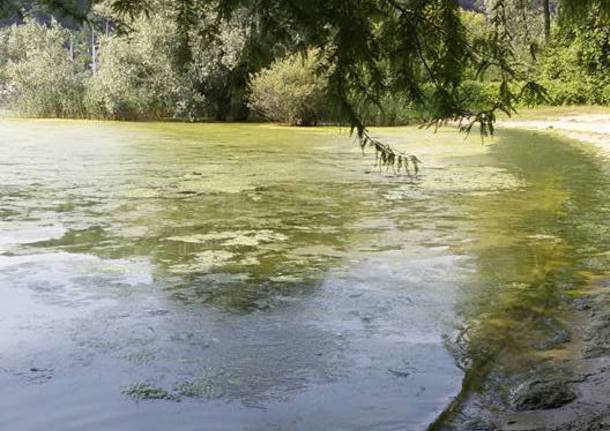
[502,113,610,156]
[503,113,610,431]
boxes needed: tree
[1,18,86,117]
[186,7,249,120]
[479,0,560,62]
[86,12,195,120]
[543,0,551,42]
[538,2,610,104]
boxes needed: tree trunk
[91,25,97,76]
[69,33,74,60]
[543,0,551,43]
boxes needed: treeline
[0,5,254,121]
[0,0,608,124]
[471,1,610,106]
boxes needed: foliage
[0,19,86,117]
[248,49,330,126]
[479,0,557,63]
[86,12,194,120]
[0,0,609,150]
[87,5,250,120]
[248,47,418,127]
[560,0,610,20]
[186,8,249,120]
[354,92,416,126]
[462,2,610,108]
[537,5,610,104]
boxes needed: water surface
[0,120,608,430]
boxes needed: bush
[1,19,86,117]
[86,14,196,120]
[248,49,330,125]
[354,93,416,126]
[457,80,502,112]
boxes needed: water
[0,120,608,430]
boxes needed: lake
[1,120,608,430]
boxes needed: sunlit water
[0,120,608,430]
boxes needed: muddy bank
[435,280,610,431]
[500,285,610,431]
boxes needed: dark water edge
[432,129,610,431]
[433,279,610,431]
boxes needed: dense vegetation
[0,1,608,131]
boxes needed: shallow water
[0,120,608,430]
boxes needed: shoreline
[501,278,610,431]
[434,112,610,431]
[437,279,610,431]
[499,113,610,431]
[501,112,610,157]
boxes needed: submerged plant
[123,383,172,400]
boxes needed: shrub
[1,19,86,117]
[354,93,416,126]
[248,49,330,126]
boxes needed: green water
[0,120,608,430]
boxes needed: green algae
[166,250,236,274]
[164,230,288,247]
[123,384,173,401]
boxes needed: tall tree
[543,0,551,42]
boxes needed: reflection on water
[456,132,609,366]
[0,120,608,430]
